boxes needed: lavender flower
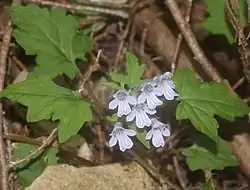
[138,82,163,109]
[154,72,178,100]
[146,118,170,147]
[109,122,136,152]
[109,89,137,117]
[126,102,156,128]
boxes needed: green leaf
[109,52,146,88]
[11,5,91,79]
[13,143,58,187]
[202,0,246,44]
[173,68,249,141]
[200,182,214,190]
[182,135,238,171]
[106,114,118,122]
[45,148,59,165]
[0,75,93,142]
[101,82,120,90]
[128,123,150,149]
[109,72,127,85]
[124,52,146,87]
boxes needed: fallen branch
[171,0,193,73]
[165,0,222,82]
[9,128,58,168]
[0,21,12,190]
[23,0,129,19]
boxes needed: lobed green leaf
[173,68,249,142]
[0,75,93,142]
[11,5,91,79]
[109,52,146,88]
[182,135,238,171]
[202,0,246,44]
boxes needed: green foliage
[202,0,247,44]
[182,135,238,171]
[200,182,214,190]
[0,75,92,143]
[173,68,249,142]
[106,114,119,122]
[101,82,120,90]
[13,143,58,187]
[11,5,91,79]
[109,52,146,88]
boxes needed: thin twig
[0,1,21,187]
[113,20,132,72]
[232,77,245,90]
[78,50,101,90]
[2,118,11,164]
[23,0,129,19]
[225,0,250,81]
[3,133,48,147]
[0,21,13,190]
[2,118,12,188]
[11,56,27,71]
[171,0,193,73]
[172,155,187,189]
[165,0,222,82]
[112,0,153,72]
[9,128,58,168]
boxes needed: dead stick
[9,128,57,168]
[0,21,12,190]
[165,0,222,82]
[171,0,193,73]
[23,0,129,19]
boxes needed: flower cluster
[108,72,178,151]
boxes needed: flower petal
[117,133,133,151]
[151,118,165,128]
[117,101,124,117]
[123,101,132,115]
[165,80,175,89]
[126,109,136,122]
[145,107,156,115]
[146,93,162,109]
[118,101,131,117]
[135,112,144,128]
[117,134,127,152]
[153,88,163,96]
[146,129,153,140]
[122,135,134,150]
[109,98,118,109]
[163,72,172,79]
[141,112,151,127]
[162,83,178,100]
[109,136,117,147]
[138,92,147,104]
[152,130,165,147]
[161,127,171,137]
[123,128,137,136]
[127,96,137,105]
